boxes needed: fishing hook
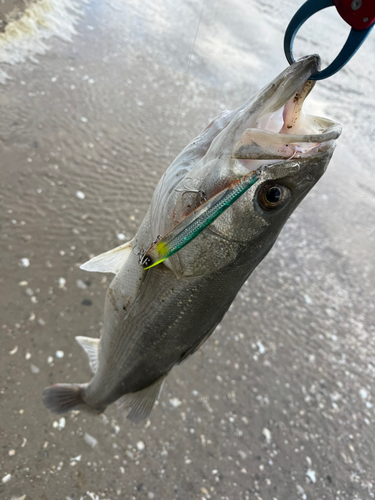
[139,235,162,266]
[175,178,207,202]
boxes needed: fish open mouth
[232,56,342,163]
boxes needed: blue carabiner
[284,0,374,80]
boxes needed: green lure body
[142,170,260,269]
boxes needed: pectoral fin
[76,336,100,374]
[80,239,133,274]
[116,374,167,424]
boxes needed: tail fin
[42,383,101,415]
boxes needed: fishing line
[150,0,207,238]
[167,0,207,161]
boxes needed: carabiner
[284,0,375,80]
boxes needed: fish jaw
[206,55,341,165]
[223,55,342,228]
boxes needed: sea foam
[0,0,88,83]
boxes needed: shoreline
[0,0,34,32]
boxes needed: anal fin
[116,374,167,424]
[76,336,100,373]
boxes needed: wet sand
[1,0,375,499]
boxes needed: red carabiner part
[334,0,375,30]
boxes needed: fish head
[142,56,341,278]
[213,54,341,245]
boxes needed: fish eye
[257,183,289,211]
[265,187,281,204]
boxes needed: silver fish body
[43,55,342,423]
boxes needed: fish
[43,55,342,424]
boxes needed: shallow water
[1,0,375,499]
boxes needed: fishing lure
[140,169,261,270]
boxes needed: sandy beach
[1,0,375,499]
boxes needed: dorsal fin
[116,374,167,424]
[80,239,133,274]
[75,336,100,373]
